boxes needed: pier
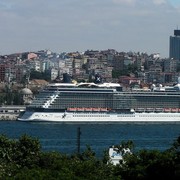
[0,106,26,120]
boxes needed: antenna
[77,127,81,154]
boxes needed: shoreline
[0,105,26,121]
[0,114,19,121]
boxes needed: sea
[0,121,180,158]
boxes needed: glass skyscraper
[169,30,180,60]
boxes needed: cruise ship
[18,81,180,122]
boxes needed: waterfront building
[164,58,177,73]
[50,68,58,81]
[169,30,180,60]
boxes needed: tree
[0,134,41,178]
[30,70,50,81]
[1,134,180,179]
[14,134,41,167]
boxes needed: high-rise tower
[169,30,180,60]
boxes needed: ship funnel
[63,73,72,83]
[94,73,102,84]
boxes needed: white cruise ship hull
[18,111,180,122]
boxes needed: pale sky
[0,0,180,57]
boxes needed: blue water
[0,121,180,157]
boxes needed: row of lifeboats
[67,107,108,112]
[135,108,180,113]
[164,108,180,113]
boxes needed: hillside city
[1,29,180,105]
[1,48,180,87]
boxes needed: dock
[0,105,26,120]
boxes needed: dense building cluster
[0,48,180,89]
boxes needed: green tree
[69,146,115,179]
[112,64,138,78]
[0,134,41,178]
[0,135,19,178]
[1,134,180,179]
[14,134,41,168]
[30,70,50,81]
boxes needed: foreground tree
[0,134,41,178]
[0,134,180,179]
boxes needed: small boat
[108,146,131,165]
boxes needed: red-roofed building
[27,53,38,60]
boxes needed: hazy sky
[0,0,180,57]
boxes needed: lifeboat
[171,108,178,113]
[164,108,171,113]
[77,108,84,111]
[136,108,145,112]
[155,108,163,112]
[84,108,92,111]
[67,108,76,111]
[175,108,179,112]
[92,108,100,111]
[100,108,108,112]
[146,108,154,112]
